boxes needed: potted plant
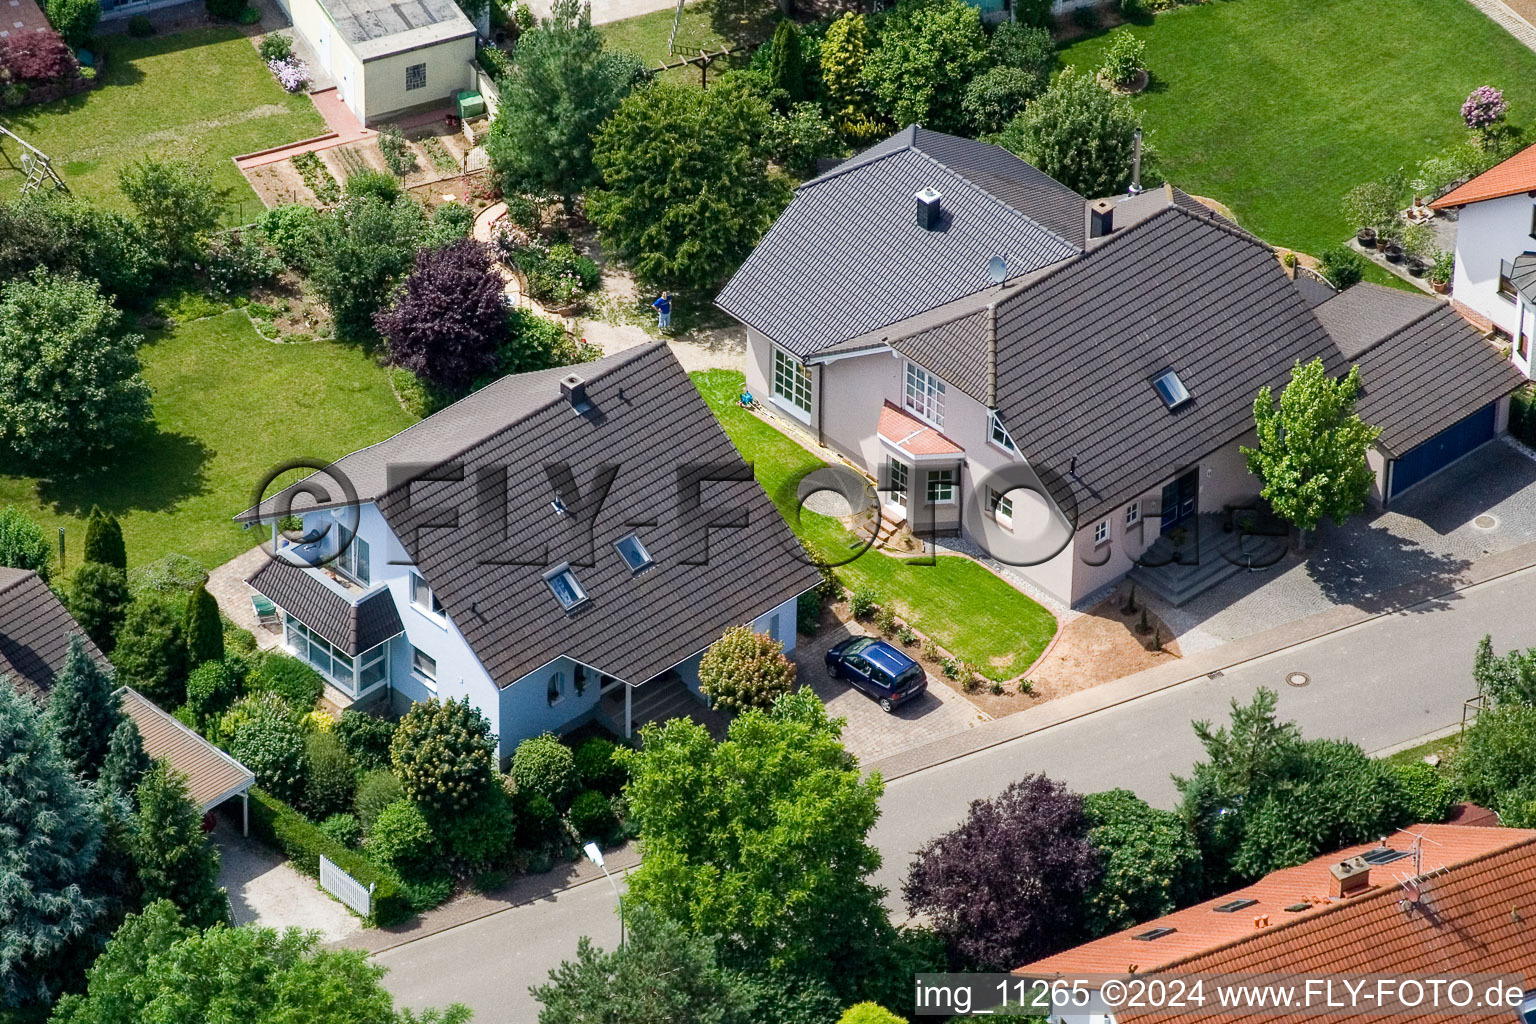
[1383,239,1404,263]
[1429,249,1454,293]
[1401,221,1435,276]
[1356,226,1377,248]
[1341,181,1400,249]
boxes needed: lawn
[0,27,324,219]
[693,370,1058,680]
[1057,0,1536,255]
[0,311,416,573]
[599,0,777,84]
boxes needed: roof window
[1152,369,1191,409]
[544,564,588,610]
[614,532,653,573]
[1213,898,1259,914]
[1133,927,1178,941]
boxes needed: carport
[119,687,256,834]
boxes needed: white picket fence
[320,855,374,918]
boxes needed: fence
[320,854,375,917]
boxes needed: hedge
[247,786,412,926]
[1511,386,1536,448]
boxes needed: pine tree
[100,717,152,801]
[68,561,129,653]
[132,762,229,930]
[82,505,127,571]
[46,632,122,780]
[0,683,106,1008]
[770,20,806,105]
[183,579,223,669]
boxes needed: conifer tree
[46,632,122,780]
[132,763,229,930]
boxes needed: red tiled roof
[876,400,963,456]
[1020,825,1536,1022]
[1430,142,1536,208]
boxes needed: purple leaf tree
[1462,86,1508,130]
[903,773,1100,971]
[376,238,509,391]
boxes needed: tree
[0,683,105,1009]
[769,20,806,105]
[993,66,1142,197]
[390,697,496,818]
[988,21,1055,87]
[117,158,225,268]
[182,579,223,670]
[862,0,990,135]
[589,80,790,290]
[0,505,53,581]
[698,625,797,714]
[819,12,878,142]
[1242,358,1380,538]
[100,717,152,801]
[132,763,229,930]
[768,103,845,178]
[50,899,471,1024]
[0,271,151,465]
[904,773,1097,969]
[46,632,121,781]
[309,193,427,340]
[375,239,508,391]
[963,66,1043,136]
[334,709,398,773]
[0,192,157,304]
[621,689,889,995]
[82,506,127,571]
[1453,704,1536,814]
[112,596,188,709]
[486,0,642,210]
[45,0,98,47]
[1082,789,1202,937]
[534,906,757,1024]
[227,694,309,805]
[185,659,241,730]
[1473,633,1536,707]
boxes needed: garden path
[0,0,49,43]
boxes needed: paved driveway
[212,807,360,942]
[795,619,986,766]
[1157,440,1536,652]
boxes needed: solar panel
[1361,848,1411,866]
[1284,903,1311,913]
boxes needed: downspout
[816,362,825,447]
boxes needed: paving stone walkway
[1465,0,1536,49]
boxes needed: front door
[1160,468,1198,534]
[887,458,910,512]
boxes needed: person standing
[652,291,672,332]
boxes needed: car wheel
[827,662,841,679]
[879,697,894,713]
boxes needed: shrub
[319,812,362,847]
[1454,704,1536,814]
[435,784,517,871]
[206,0,241,17]
[838,1005,906,1024]
[512,788,561,850]
[45,0,99,49]
[993,65,1141,197]
[130,553,208,595]
[427,200,475,244]
[237,6,260,23]
[185,659,241,728]
[354,768,405,832]
[1391,760,1455,824]
[1098,28,1147,88]
[82,505,126,570]
[698,625,797,715]
[1462,85,1508,130]
[850,586,878,618]
[1082,788,1202,936]
[768,102,844,178]
[796,589,822,635]
[127,13,153,36]
[963,65,1044,135]
[334,709,397,773]
[183,579,223,669]
[477,43,512,79]
[369,799,437,874]
[1012,0,1053,27]
[1073,2,1101,29]
[862,0,990,134]
[202,229,282,294]
[258,32,292,62]
[247,652,324,711]
[400,874,454,912]
[114,594,188,707]
[392,697,497,817]
[510,732,580,808]
[118,158,224,269]
[568,789,619,842]
[0,506,51,581]
[0,30,77,83]
[573,736,626,795]
[345,168,402,205]
[255,203,320,270]
[304,730,356,819]
[875,605,898,635]
[379,124,417,178]
[229,694,308,805]
[1119,0,1149,15]
[376,238,507,391]
[1317,245,1366,290]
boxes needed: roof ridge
[795,126,918,192]
[0,568,37,597]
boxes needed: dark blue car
[825,637,927,713]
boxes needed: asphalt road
[380,566,1536,1023]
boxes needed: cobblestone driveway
[795,619,987,766]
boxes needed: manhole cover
[1286,671,1310,688]
[1474,514,1499,530]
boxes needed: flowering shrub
[0,32,78,84]
[1462,86,1507,130]
[268,56,309,93]
[201,229,283,294]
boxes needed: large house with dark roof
[719,126,1524,607]
[238,344,820,757]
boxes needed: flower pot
[1432,279,1450,294]
[1408,260,1426,277]
[1375,236,1390,252]
[1384,242,1404,264]
[1356,227,1377,248]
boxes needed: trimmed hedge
[1511,386,1536,448]
[248,786,411,926]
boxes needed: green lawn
[693,370,1057,679]
[599,0,776,83]
[1057,0,1536,255]
[0,27,324,217]
[0,311,416,573]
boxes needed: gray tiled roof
[1352,305,1527,456]
[717,126,1084,358]
[321,0,474,51]
[0,568,108,702]
[245,559,404,655]
[1512,252,1536,306]
[376,344,821,688]
[1313,282,1439,358]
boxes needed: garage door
[1389,402,1498,499]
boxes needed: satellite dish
[987,255,1007,284]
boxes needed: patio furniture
[740,390,756,410]
[250,593,278,624]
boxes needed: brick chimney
[1329,856,1372,899]
[1089,198,1115,239]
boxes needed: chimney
[916,187,943,230]
[1128,128,1144,196]
[1089,198,1115,239]
[1329,856,1372,899]
[560,373,591,413]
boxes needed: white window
[357,645,388,691]
[405,63,426,91]
[411,646,437,688]
[614,532,653,573]
[889,459,909,508]
[988,411,1017,452]
[987,488,1014,524]
[904,362,945,426]
[927,468,955,504]
[335,525,369,585]
[544,563,588,610]
[1094,518,1110,545]
[410,573,444,617]
[547,669,567,706]
[1125,501,1141,527]
[772,348,813,414]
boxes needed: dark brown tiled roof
[1312,282,1439,359]
[0,568,108,702]
[245,558,403,654]
[119,687,253,810]
[377,344,821,687]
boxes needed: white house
[1430,142,1536,370]
[237,345,819,758]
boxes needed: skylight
[1213,899,1259,914]
[1133,927,1178,941]
[544,564,588,610]
[1152,369,1191,409]
[614,533,653,573]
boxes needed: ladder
[0,123,69,194]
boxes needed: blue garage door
[1390,402,1498,499]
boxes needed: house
[719,126,1524,608]
[270,0,477,125]
[1430,142,1536,374]
[237,344,820,759]
[0,568,255,830]
[1016,824,1536,1024]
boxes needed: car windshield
[844,638,875,657]
[895,666,924,689]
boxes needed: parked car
[825,637,927,713]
